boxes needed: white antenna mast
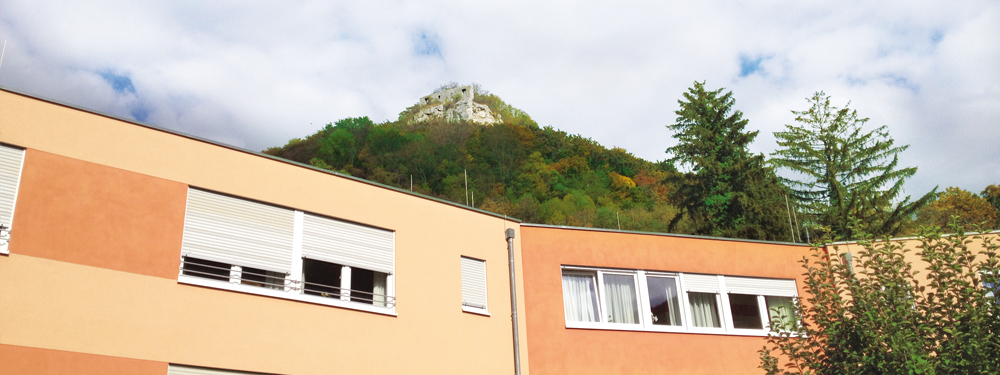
[0,40,7,84]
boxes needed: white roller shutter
[168,364,264,375]
[683,274,721,293]
[181,188,295,273]
[301,212,394,274]
[461,256,487,309]
[725,276,798,297]
[0,145,25,228]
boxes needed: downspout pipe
[506,228,522,375]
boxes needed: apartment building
[0,88,530,375]
[520,224,811,375]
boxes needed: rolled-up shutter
[725,276,797,297]
[683,274,721,293]
[301,212,394,274]
[181,188,295,273]
[461,257,487,309]
[0,145,25,228]
[168,364,264,375]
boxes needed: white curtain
[562,274,599,322]
[603,274,639,324]
[766,296,795,330]
[664,280,681,325]
[373,272,388,307]
[689,292,721,328]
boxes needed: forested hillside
[264,86,686,233]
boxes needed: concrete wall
[0,89,529,374]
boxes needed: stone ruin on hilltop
[409,85,500,125]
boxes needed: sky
[0,1,997,198]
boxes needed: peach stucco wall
[520,225,811,375]
[0,344,166,375]
[0,89,530,374]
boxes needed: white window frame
[0,144,26,255]
[177,189,397,316]
[460,256,490,316]
[560,265,798,337]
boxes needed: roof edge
[0,86,522,223]
[520,223,810,246]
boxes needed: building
[1,86,824,374]
[0,88,530,375]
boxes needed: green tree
[982,184,1000,228]
[666,81,791,241]
[914,187,998,231]
[760,224,1000,374]
[772,92,935,240]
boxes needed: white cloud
[0,0,997,195]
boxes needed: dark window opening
[351,267,375,304]
[241,266,285,290]
[303,258,342,298]
[729,294,763,329]
[182,257,231,282]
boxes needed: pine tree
[667,81,791,241]
[772,92,935,240]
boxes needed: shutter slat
[461,257,487,309]
[301,213,394,274]
[0,145,25,227]
[181,189,295,273]
[725,276,798,297]
[683,274,720,293]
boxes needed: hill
[264,84,687,232]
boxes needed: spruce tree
[667,81,791,241]
[771,92,935,240]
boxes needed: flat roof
[521,223,811,247]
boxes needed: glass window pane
[729,294,763,329]
[562,273,600,322]
[765,296,796,331]
[646,277,681,326]
[603,274,640,324]
[688,292,721,328]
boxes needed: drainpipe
[506,228,522,375]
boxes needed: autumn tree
[666,81,791,241]
[982,184,1000,228]
[772,92,934,240]
[914,187,998,230]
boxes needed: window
[177,188,396,314]
[560,266,798,336]
[461,256,488,314]
[0,144,25,255]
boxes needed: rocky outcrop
[410,86,500,125]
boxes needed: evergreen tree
[666,81,791,241]
[772,92,935,240]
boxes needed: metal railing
[180,257,395,307]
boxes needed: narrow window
[350,267,389,306]
[646,276,681,326]
[562,271,600,322]
[302,258,342,298]
[688,292,721,328]
[765,296,796,330]
[240,266,286,290]
[461,257,488,312]
[182,257,231,282]
[729,294,763,329]
[603,273,639,324]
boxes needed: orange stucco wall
[520,225,811,375]
[10,149,187,279]
[0,89,531,375]
[0,344,166,375]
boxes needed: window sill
[178,275,397,317]
[462,306,490,316]
[564,321,772,337]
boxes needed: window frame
[176,189,397,316]
[460,256,490,316]
[560,265,798,337]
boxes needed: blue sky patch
[739,55,764,77]
[413,30,442,57]
[100,71,136,94]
